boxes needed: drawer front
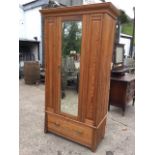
[47,113,93,146]
[127,81,134,92]
[126,92,134,102]
[126,80,135,101]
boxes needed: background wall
[19,5,26,39]
[24,7,42,41]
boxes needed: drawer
[130,81,135,88]
[47,113,93,146]
[127,81,135,94]
[128,81,135,90]
[126,89,134,102]
[127,88,134,96]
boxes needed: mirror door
[60,19,82,117]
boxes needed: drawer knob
[74,130,83,135]
[53,122,60,127]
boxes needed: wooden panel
[79,13,116,126]
[86,14,103,121]
[92,118,106,151]
[44,17,55,110]
[79,14,103,123]
[78,14,90,122]
[45,17,60,112]
[47,113,93,146]
[109,80,126,106]
[40,2,120,20]
[95,14,116,125]
[54,17,61,113]
[61,15,82,21]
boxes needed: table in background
[108,73,135,116]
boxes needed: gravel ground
[19,79,135,155]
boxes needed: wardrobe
[40,2,119,151]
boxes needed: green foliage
[121,22,133,36]
[119,10,129,24]
[62,21,82,57]
[118,9,134,36]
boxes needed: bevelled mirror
[112,43,125,69]
[115,45,124,64]
[60,19,82,117]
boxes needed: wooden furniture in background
[111,43,129,76]
[109,73,135,116]
[23,61,40,84]
[40,3,119,151]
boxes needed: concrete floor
[19,79,135,155]
[61,89,78,116]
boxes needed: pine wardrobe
[40,2,119,151]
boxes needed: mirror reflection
[115,46,123,63]
[61,20,82,116]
